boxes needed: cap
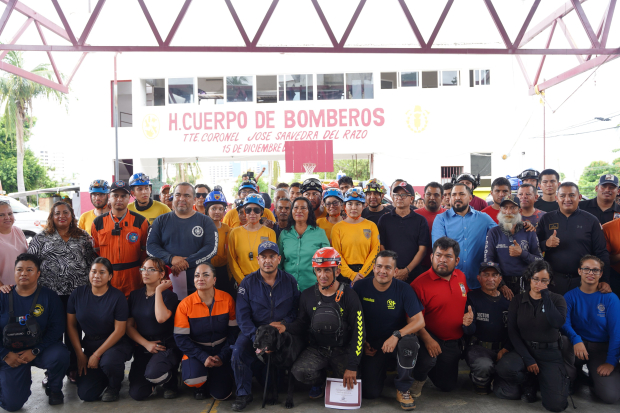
[480,261,502,274]
[499,194,520,207]
[110,180,131,194]
[258,241,279,256]
[393,181,414,195]
[160,184,171,191]
[599,174,619,187]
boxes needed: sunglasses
[245,207,262,214]
[196,193,208,198]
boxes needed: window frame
[439,70,460,87]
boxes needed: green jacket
[278,225,330,292]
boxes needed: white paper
[325,378,361,410]
[170,270,188,299]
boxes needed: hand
[546,230,560,248]
[499,285,514,301]
[496,348,509,361]
[144,340,165,354]
[597,282,612,294]
[463,306,474,327]
[2,352,28,368]
[527,363,540,375]
[351,273,363,285]
[597,363,615,377]
[270,321,286,334]
[88,354,100,369]
[76,352,88,376]
[509,240,523,257]
[156,279,173,293]
[423,337,442,358]
[0,284,13,293]
[363,342,377,357]
[205,355,223,368]
[342,369,357,390]
[574,342,589,361]
[178,260,189,271]
[382,335,399,354]
[171,256,187,267]
[16,350,36,363]
[523,221,536,232]
[263,219,275,229]
[394,268,409,281]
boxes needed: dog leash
[262,352,271,408]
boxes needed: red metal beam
[533,20,557,86]
[51,0,77,46]
[571,0,601,47]
[251,0,279,47]
[513,0,541,48]
[520,0,587,47]
[0,16,31,61]
[310,0,338,47]
[34,20,62,85]
[557,18,586,64]
[600,0,616,47]
[586,0,610,60]
[224,0,250,47]
[78,0,106,46]
[398,0,426,48]
[515,56,532,87]
[483,0,512,48]
[426,0,454,49]
[0,0,17,38]
[533,53,618,93]
[164,0,192,46]
[339,0,366,47]
[137,0,163,46]
[0,0,71,42]
[0,60,67,93]
[65,52,87,88]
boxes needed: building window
[380,72,397,89]
[111,80,132,127]
[441,70,459,86]
[422,71,438,88]
[198,77,224,105]
[317,74,344,100]
[346,73,373,99]
[401,72,419,87]
[441,166,463,184]
[471,153,492,177]
[469,69,491,87]
[279,74,313,101]
[226,76,253,102]
[257,75,277,103]
[168,78,194,104]
[144,79,165,106]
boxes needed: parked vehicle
[0,196,49,242]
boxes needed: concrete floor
[17,361,619,413]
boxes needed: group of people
[0,167,619,412]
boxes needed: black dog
[254,325,305,409]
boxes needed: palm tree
[0,51,65,204]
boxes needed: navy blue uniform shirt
[578,197,620,225]
[377,208,430,272]
[67,285,128,338]
[128,287,178,339]
[462,288,510,346]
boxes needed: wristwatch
[392,330,402,339]
[31,348,40,356]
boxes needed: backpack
[310,283,346,348]
[2,287,43,351]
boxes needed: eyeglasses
[245,207,261,214]
[531,277,550,285]
[196,193,208,198]
[325,201,341,207]
[579,267,601,275]
[393,193,411,199]
[239,190,253,195]
[139,268,160,274]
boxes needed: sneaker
[67,371,77,384]
[232,394,253,411]
[521,387,536,403]
[194,388,207,400]
[42,372,48,388]
[309,386,324,399]
[102,388,120,402]
[396,390,416,410]
[474,383,490,395]
[48,391,64,406]
[409,380,426,398]
[163,388,179,399]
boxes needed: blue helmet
[204,190,228,209]
[243,193,265,209]
[323,188,344,202]
[89,179,110,194]
[344,188,366,204]
[238,181,258,195]
[129,173,150,187]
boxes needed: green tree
[324,159,370,181]
[0,51,66,204]
[231,175,269,200]
[578,161,620,199]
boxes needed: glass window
[470,69,490,87]
[401,72,419,87]
[168,78,194,104]
[257,75,277,103]
[441,70,459,86]
[145,79,165,106]
[197,77,224,105]
[279,74,313,101]
[317,74,344,100]
[422,71,438,88]
[346,73,373,99]
[380,72,397,89]
[226,76,253,102]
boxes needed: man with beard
[432,183,497,289]
[517,184,545,227]
[481,177,512,223]
[483,195,542,298]
[452,173,487,211]
[78,180,111,235]
[578,174,620,224]
[302,178,328,219]
[361,178,393,225]
[415,182,446,274]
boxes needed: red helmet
[312,247,341,268]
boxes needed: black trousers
[215,265,232,297]
[548,274,580,296]
[495,347,569,412]
[59,294,81,373]
[291,346,357,386]
[464,345,499,387]
[128,346,182,401]
[503,276,523,297]
[413,332,462,392]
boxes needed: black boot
[521,385,537,403]
[232,394,253,411]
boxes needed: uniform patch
[33,304,44,317]
[387,299,396,310]
[192,226,204,237]
[260,236,269,243]
[363,229,371,239]
[549,223,559,230]
[126,232,139,243]
[459,283,467,297]
[363,297,374,302]
[597,303,606,317]
[238,287,246,295]
[614,212,620,220]
[214,194,221,200]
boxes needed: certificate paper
[325,378,361,409]
[170,271,188,299]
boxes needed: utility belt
[192,337,226,348]
[2,287,43,351]
[112,260,142,272]
[470,336,504,350]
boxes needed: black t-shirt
[128,287,178,338]
[377,209,430,274]
[67,285,128,337]
[578,197,620,225]
[534,198,559,212]
[353,277,423,349]
[462,289,510,345]
[361,205,394,226]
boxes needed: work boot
[521,385,537,403]
[102,388,120,402]
[396,390,416,410]
[194,387,207,400]
[232,394,253,411]
[409,380,426,398]
[474,383,491,395]
[309,386,324,399]
[48,391,64,406]
[164,388,179,399]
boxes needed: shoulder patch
[129,210,148,228]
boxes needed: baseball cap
[110,180,131,194]
[499,194,520,207]
[599,174,619,187]
[479,261,502,274]
[160,184,171,191]
[393,181,414,196]
[257,241,279,256]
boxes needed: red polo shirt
[410,267,468,341]
[481,205,500,223]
